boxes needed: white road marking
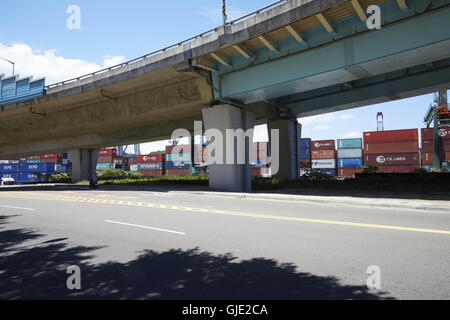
[1,205,36,211]
[104,220,186,235]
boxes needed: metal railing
[45,0,288,90]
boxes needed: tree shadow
[0,215,394,300]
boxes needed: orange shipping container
[364,141,419,154]
[337,168,361,178]
[311,149,336,159]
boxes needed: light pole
[0,57,15,76]
[222,0,227,26]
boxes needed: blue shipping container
[19,172,45,183]
[0,163,19,172]
[0,172,19,181]
[166,161,191,169]
[300,138,311,149]
[20,162,55,173]
[317,168,336,176]
[138,162,164,170]
[338,158,363,169]
[299,148,311,159]
[56,165,67,173]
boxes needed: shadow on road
[0,215,394,300]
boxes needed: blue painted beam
[288,59,450,117]
[218,4,450,104]
[0,76,46,106]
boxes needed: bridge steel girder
[287,59,450,117]
[217,5,450,108]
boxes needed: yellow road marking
[1,192,450,235]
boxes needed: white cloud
[343,131,361,138]
[313,125,330,131]
[339,114,355,120]
[298,113,335,126]
[0,41,125,85]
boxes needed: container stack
[337,138,363,178]
[311,140,336,176]
[96,148,116,171]
[299,138,311,176]
[138,153,165,177]
[0,163,19,183]
[41,154,62,165]
[128,157,139,172]
[165,145,192,176]
[439,127,450,166]
[27,156,41,163]
[19,162,55,183]
[421,128,434,172]
[250,142,270,177]
[363,129,420,172]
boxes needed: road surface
[0,188,449,299]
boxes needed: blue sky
[0,0,438,152]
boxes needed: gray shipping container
[337,148,362,159]
[312,159,336,169]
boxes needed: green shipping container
[337,138,362,149]
[165,153,192,162]
[96,162,113,170]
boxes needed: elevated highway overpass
[1,0,449,190]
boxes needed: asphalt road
[0,188,449,300]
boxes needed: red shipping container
[311,149,336,159]
[364,141,418,154]
[445,151,450,161]
[42,158,62,164]
[311,140,335,150]
[440,139,450,151]
[421,139,434,152]
[363,129,418,143]
[379,165,419,173]
[42,154,62,159]
[165,168,190,176]
[138,154,165,163]
[364,152,420,166]
[98,155,113,163]
[138,170,164,177]
[438,127,450,140]
[27,156,41,160]
[166,145,192,154]
[337,168,361,178]
[99,148,117,156]
[421,128,434,141]
[421,152,433,165]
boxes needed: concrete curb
[169,191,450,213]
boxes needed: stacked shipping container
[421,128,434,171]
[165,145,192,176]
[299,138,311,176]
[138,153,165,176]
[251,142,270,177]
[363,129,420,172]
[337,138,363,178]
[96,148,116,171]
[439,127,450,165]
[311,140,336,176]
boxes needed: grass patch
[99,175,209,186]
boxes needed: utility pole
[222,0,227,26]
[0,57,15,76]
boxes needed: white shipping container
[130,164,138,172]
[337,148,362,158]
[312,159,336,169]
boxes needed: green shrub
[50,173,71,183]
[362,165,380,174]
[302,169,334,181]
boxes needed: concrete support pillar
[68,148,99,183]
[268,119,301,181]
[202,104,255,192]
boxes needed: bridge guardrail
[45,0,287,90]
